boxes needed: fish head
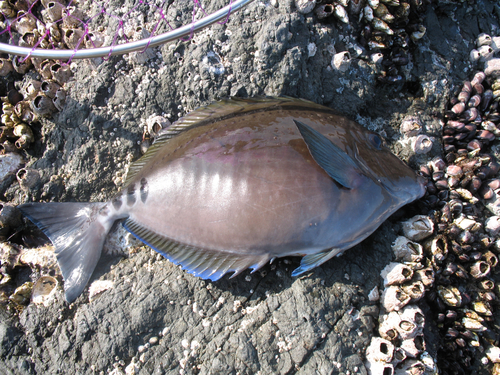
[349,127,426,205]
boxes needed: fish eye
[369,134,383,150]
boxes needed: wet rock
[1,0,499,373]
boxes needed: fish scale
[18,97,425,302]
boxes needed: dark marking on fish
[140,178,148,203]
[112,196,122,210]
[99,206,109,216]
[127,184,136,206]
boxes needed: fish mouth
[376,171,426,200]
[353,144,427,203]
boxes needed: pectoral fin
[291,248,343,277]
[293,120,363,189]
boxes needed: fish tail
[18,202,110,303]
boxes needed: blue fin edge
[122,219,270,281]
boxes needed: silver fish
[19,98,425,302]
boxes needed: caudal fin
[18,202,109,303]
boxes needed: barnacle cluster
[399,115,435,155]
[0,0,106,151]
[0,239,58,310]
[414,33,500,374]
[365,32,500,374]
[0,186,59,310]
[365,216,438,374]
[0,0,103,51]
[297,0,430,83]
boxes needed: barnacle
[437,285,462,307]
[410,134,434,154]
[31,276,58,306]
[401,281,424,302]
[16,167,40,190]
[365,337,395,362]
[12,56,32,74]
[400,116,422,137]
[391,236,423,263]
[31,94,56,116]
[402,215,434,241]
[332,51,351,73]
[9,281,33,305]
[381,285,411,312]
[0,58,14,76]
[295,0,316,14]
[40,80,61,99]
[145,115,171,139]
[41,0,66,22]
[381,262,413,286]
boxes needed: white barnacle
[470,49,481,62]
[31,275,58,306]
[478,45,495,62]
[391,236,423,263]
[333,4,349,23]
[486,346,500,363]
[402,281,425,302]
[378,311,401,341]
[400,116,422,137]
[394,360,426,374]
[88,280,115,302]
[370,53,384,65]
[400,336,425,358]
[477,33,492,47]
[491,36,500,53]
[365,337,394,362]
[396,305,425,339]
[364,361,393,375]
[380,285,410,312]
[332,51,351,73]
[410,134,434,154]
[402,215,434,241]
[381,262,413,286]
[294,0,316,14]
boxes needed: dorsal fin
[153,96,329,143]
[122,218,271,281]
[124,97,337,186]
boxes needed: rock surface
[1,0,500,374]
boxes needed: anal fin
[123,219,271,281]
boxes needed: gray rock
[1,0,500,374]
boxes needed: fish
[18,97,426,302]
